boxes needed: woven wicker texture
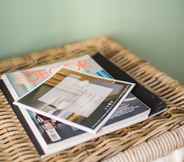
[0,37,184,162]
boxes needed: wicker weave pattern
[104,125,184,162]
[0,37,184,162]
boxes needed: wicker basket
[0,37,184,162]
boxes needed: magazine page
[4,54,133,100]
[5,55,106,98]
[15,68,135,133]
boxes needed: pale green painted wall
[0,0,184,82]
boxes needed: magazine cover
[14,68,135,133]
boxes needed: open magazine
[1,54,151,157]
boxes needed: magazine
[14,67,135,133]
[1,54,150,156]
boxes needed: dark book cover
[0,53,166,156]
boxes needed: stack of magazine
[0,53,166,157]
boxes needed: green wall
[0,0,184,83]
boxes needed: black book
[0,53,165,157]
